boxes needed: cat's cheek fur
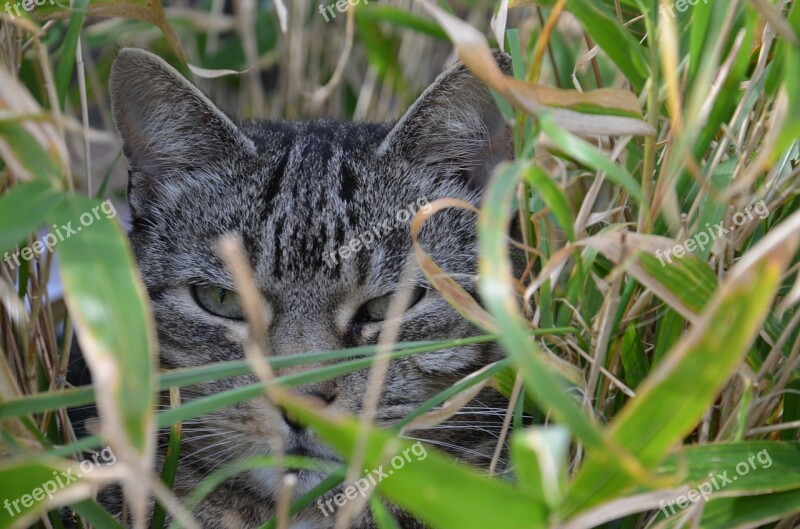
[410,344,485,374]
[247,467,328,500]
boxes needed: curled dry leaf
[274,0,288,33]
[32,0,187,63]
[411,199,586,387]
[490,0,509,52]
[188,64,253,79]
[416,0,655,137]
[518,84,644,118]
[410,198,498,333]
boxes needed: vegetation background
[1,0,800,528]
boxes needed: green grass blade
[478,162,651,486]
[0,337,498,421]
[54,0,91,110]
[525,164,576,242]
[369,496,402,529]
[0,123,65,184]
[618,323,649,390]
[70,499,126,529]
[356,5,448,40]
[655,442,800,496]
[539,114,644,204]
[0,459,83,528]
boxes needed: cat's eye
[359,286,427,323]
[192,285,245,320]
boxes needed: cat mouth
[248,438,340,499]
[284,439,340,463]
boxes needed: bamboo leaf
[0,459,107,529]
[278,394,549,529]
[49,194,156,523]
[561,211,800,516]
[0,182,64,258]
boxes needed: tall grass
[1,0,800,528]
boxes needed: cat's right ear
[379,50,513,192]
[109,49,255,206]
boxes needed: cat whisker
[194,443,248,480]
[422,425,507,440]
[400,435,506,464]
[427,422,506,428]
[179,437,240,464]
[179,432,233,444]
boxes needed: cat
[107,47,516,528]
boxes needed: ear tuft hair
[381,50,513,191]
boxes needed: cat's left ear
[109,48,255,178]
[380,51,513,191]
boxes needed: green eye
[192,285,245,320]
[360,286,427,323]
[363,293,392,322]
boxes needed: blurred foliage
[1,0,800,528]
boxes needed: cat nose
[279,381,337,431]
[296,380,338,405]
[279,407,305,432]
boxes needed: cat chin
[248,467,328,499]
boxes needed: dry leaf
[188,64,252,78]
[33,0,187,63]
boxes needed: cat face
[110,48,513,524]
